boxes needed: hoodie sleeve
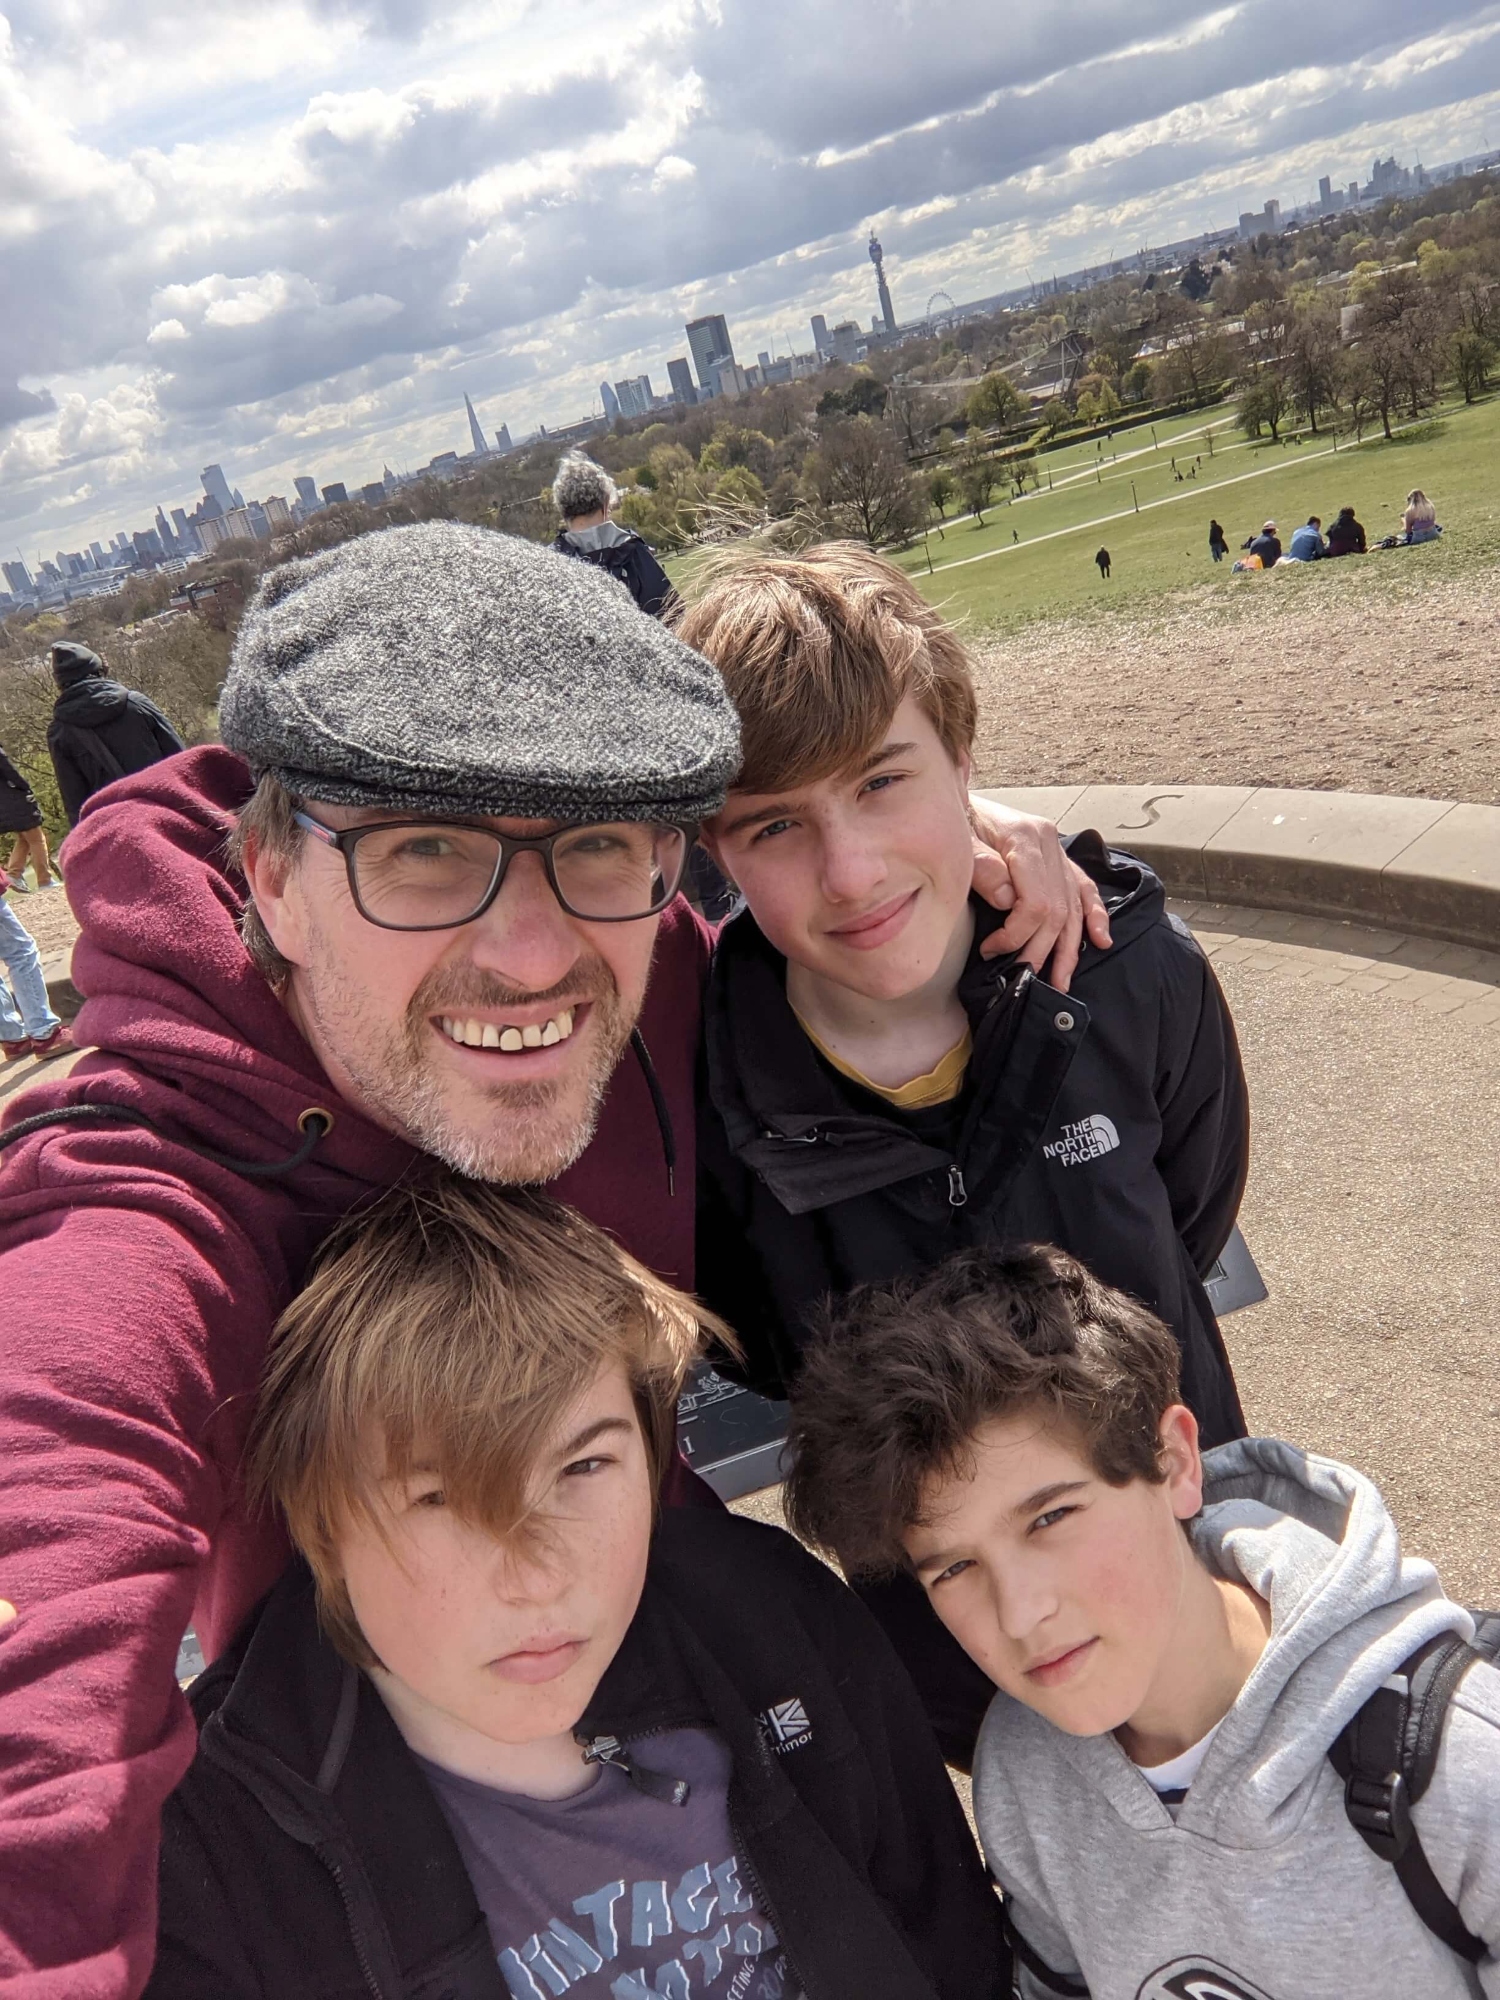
[1151,923,1250,1278]
[972,1709,1090,1998]
[626,539,675,619]
[47,722,94,828]
[0,1162,282,1999]
[1413,1661,1500,1991]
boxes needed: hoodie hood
[51,639,105,688]
[1180,1437,1472,1839]
[561,519,635,553]
[52,675,130,729]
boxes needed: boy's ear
[1159,1404,1205,1523]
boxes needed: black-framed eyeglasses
[292,811,696,930]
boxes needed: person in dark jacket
[150,1178,1009,2000]
[677,545,1249,1765]
[0,745,57,889]
[1325,505,1367,557]
[552,453,674,617]
[1208,520,1228,563]
[46,641,185,826]
[1241,520,1281,567]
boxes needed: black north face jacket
[149,1510,1009,2000]
[697,835,1249,1445]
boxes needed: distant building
[600,381,621,421]
[613,374,655,419]
[321,482,349,505]
[810,314,830,357]
[90,542,108,568]
[264,496,293,531]
[706,357,749,399]
[686,314,735,393]
[1237,199,1284,240]
[3,560,33,596]
[464,393,492,458]
[360,481,386,506]
[1365,156,1415,200]
[667,357,696,404]
[828,320,863,365]
[294,475,321,510]
[495,423,514,453]
[869,233,896,335]
[201,464,235,514]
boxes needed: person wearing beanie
[46,640,186,826]
[0,518,1102,1998]
[552,451,675,616]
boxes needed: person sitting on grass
[1287,516,1325,562]
[784,1242,1500,2000]
[1402,488,1442,545]
[676,543,1250,1767]
[148,1176,1009,2000]
[1325,505,1367,558]
[1242,520,1281,567]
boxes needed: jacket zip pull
[947,1164,968,1208]
[580,1735,691,1806]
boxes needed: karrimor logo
[1135,1961,1277,2000]
[758,1698,813,1753]
[1043,1113,1121,1167]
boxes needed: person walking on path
[1208,519,1228,563]
[46,643,185,828]
[1095,546,1112,580]
[0,746,57,891]
[0,520,1099,1998]
[552,452,674,617]
[0,876,73,1063]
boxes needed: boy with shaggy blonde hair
[149,1176,1007,2000]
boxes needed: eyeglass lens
[349,822,687,926]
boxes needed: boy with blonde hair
[149,1177,1007,1999]
[677,543,1250,1765]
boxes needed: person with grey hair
[552,451,674,616]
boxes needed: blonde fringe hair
[672,541,977,796]
[249,1177,733,1666]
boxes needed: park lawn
[892,391,1500,633]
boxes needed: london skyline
[3,0,1500,561]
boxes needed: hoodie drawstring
[630,1029,677,1197]
[0,1101,333,1179]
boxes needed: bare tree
[1286,304,1342,433]
[809,418,924,546]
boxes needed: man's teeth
[439,1009,574,1051]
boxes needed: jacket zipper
[727,1799,807,2000]
[947,1164,967,1208]
[316,1843,389,2000]
[580,1733,691,1805]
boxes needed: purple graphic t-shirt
[418,1727,796,2000]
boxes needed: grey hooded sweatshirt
[974,1438,1500,1999]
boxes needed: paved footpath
[739,899,1500,1608]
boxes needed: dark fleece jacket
[149,1512,1010,2000]
[0,746,711,1999]
[47,676,185,825]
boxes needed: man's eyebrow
[717,742,919,838]
[1011,1479,1089,1519]
[554,1415,634,1461]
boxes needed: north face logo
[1043,1113,1120,1167]
[758,1698,813,1752]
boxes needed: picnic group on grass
[1219,487,1444,573]
[1,471,1497,2000]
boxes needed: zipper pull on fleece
[947,1165,968,1208]
[580,1735,691,1806]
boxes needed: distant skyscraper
[155,507,177,556]
[810,314,830,357]
[4,560,33,595]
[600,381,621,421]
[201,464,235,514]
[868,234,896,335]
[686,315,734,392]
[321,482,348,505]
[90,542,107,568]
[494,423,513,453]
[667,357,696,405]
[294,475,321,510]
[464,392,492,457]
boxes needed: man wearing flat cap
[0,522,1106,1996]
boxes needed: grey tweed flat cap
[220,521,739,822]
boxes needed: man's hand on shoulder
[967,796,1112,992]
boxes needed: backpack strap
[1328,1629,1486,1964]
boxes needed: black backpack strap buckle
[1343,1762,1412,1862]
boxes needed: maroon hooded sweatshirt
[0,746,711,1998]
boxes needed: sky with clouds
[3,0,1500,563]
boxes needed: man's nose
[465,850,584,990]
[987,1562,1060,1645]
[818,822,886,904]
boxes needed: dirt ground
[971,566,1500,806]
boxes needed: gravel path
[970,566,1500,806]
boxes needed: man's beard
[303,947,639,1185]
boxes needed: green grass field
[893,392,1500,633]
